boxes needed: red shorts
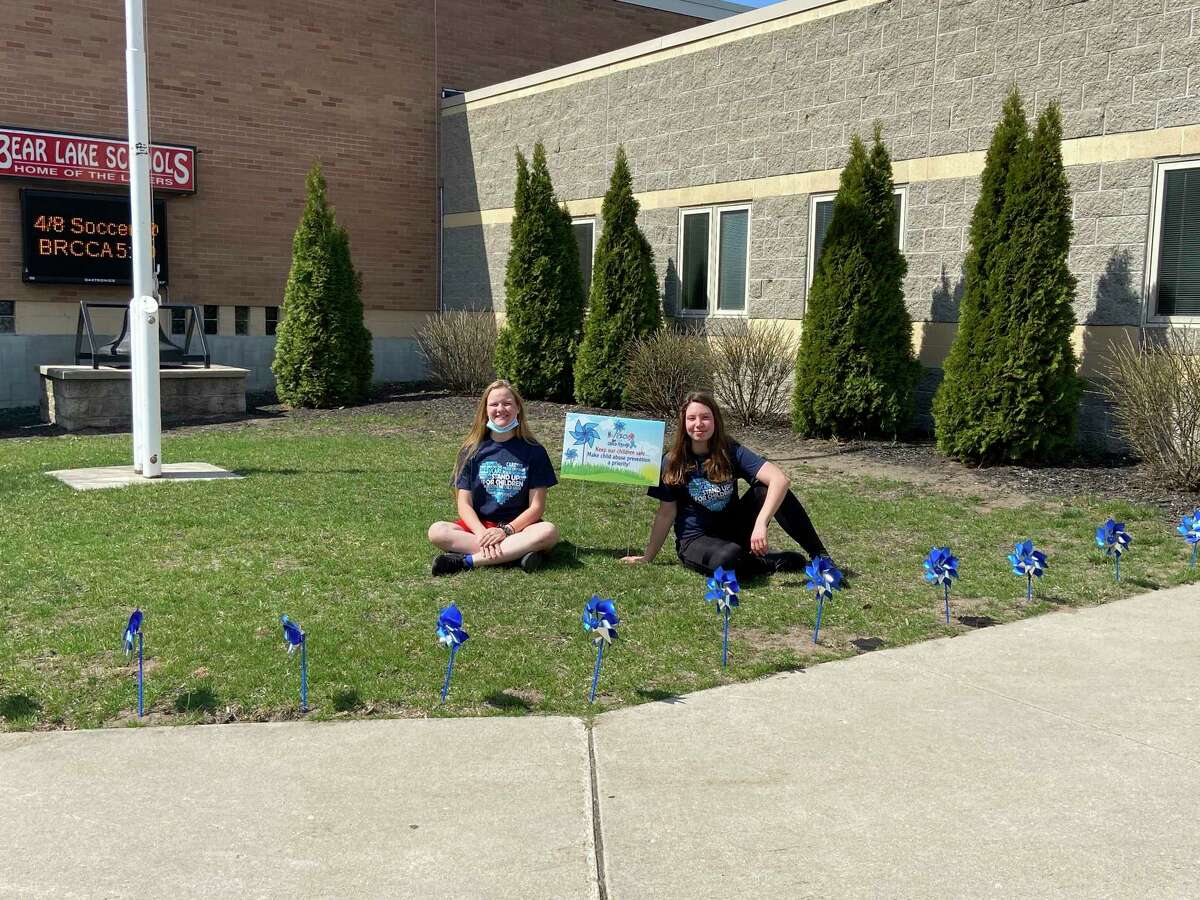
[453,518,501,532]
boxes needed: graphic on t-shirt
[688,477,733,511]
[479,459,528,505]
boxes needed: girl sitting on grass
[621,391,830,577]
[428,380,560,576]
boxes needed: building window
[0,301,13,333]
[1147,159,1200,320]
[573,218,596,299]
[265,306,279,336]
[235,305,249,335]
[807,187,907,287]
[678,204,750,315]
[170,307,186,336]
[203,304,219,335]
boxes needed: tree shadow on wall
[930,265,964,322]
[1088,248,1140,326]
[662,257,678,317]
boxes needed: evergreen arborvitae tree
[574,146,662,408]
[495,142,585,401]
[272,163,373,407]
[792,127,919,438]
[933,91,1082,461]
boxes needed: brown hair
[663,391,734,486]
[453,380,540,481]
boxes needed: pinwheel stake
[583,595,619,704]
[1008,540,1047,602]
[923,547,959,624]
[1178,510,1200,569]
[704,566,740,668]
[280,615,307,711]
[437,604,469,704]
[805,556,843,644]
[123,608,144,717]
[1095,518,1132,582]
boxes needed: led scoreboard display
[21,189,169,286]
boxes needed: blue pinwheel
[1178,510,1200,569]
[805,556,843,644]
[704,566,740,668]
[923,547,959,624]
[612,419,627,433]
[583,595,619,703]
[569,420,602,465]
[1008,540,1047,602]
[1095,518,1132,582]
[437,604,469,704]
[564,448,578,463]
[280,614,308,711]
[123,608,145,717]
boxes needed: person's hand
[750,522,769,556]
[620,555,648,565]
[478,527,506,548]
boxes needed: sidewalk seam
[587,722,609,900]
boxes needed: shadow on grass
[1124,576,1160,590]
[332,688,362,712]
[174,685,219,713]
[635,689,686,704]
[484,690,532,711]
[0,693,41,719]
[851,637,885,652]
[958,615,999,629]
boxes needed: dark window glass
[717,209,749,311]
[812,192,904,276]
[235,305,249,335]
[0,300,13,334]
[171,307,186,336]
[573,221,595,299]
[681,212,710,312]
[265,306,279,336]
[203,304,219,335]
[1157,168,1200,316]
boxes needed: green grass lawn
[1,408,1195,731]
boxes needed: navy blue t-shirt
[647,442,766,545]
[455,437,558,523]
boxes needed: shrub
[624,327,713,417]
[792,127,919,438]
[416,311,497,394]
[1102,331,1200,490]
[711,320,797,426]
[494,143,585,401]
[574,146,662,408]
[272,163,373,407]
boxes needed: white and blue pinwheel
[437,604,469,703]
[583,595,619,703]
[805,556,843,644]
[705,566,740,667]
[1095,518,1132,582]
[1178,510,1200,569]
[923,547,959,623]
[124,608,145,717]
[569,420,602,465]
[280,614,308,711]
[1008,540,1047,602]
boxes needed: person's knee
[428,522,453,546]
[710,544,743,571]
[535,522,560,549]
[749,481,769,500]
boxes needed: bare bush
[416,311,498,394]
[1102,330,1200,490]
[710,320,798,426]
[624,326,713,417]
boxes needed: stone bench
[40,365,249,432]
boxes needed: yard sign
[560,414,664,487]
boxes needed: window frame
[1144,156,1200,326]
[0,300,14,334]
[265,306,279,337]
[572,216,596,300]
[807,185,908,289]
[203,304,219,335]
[235,305,249,336]
[677,202,752,318]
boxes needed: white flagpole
[125,0,161,477]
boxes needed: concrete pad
[0,718,598,899]
[594,587,1200,899]
[47,462,242,491]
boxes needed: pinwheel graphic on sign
[1178,510,1200,569]
[704,566,740,668]
[923,547,959,624]
[437,604,469,704]
[280,615,307,711]
[569,420,601,466]
[1095,518,1132,582]
[805,556,843,644]
[123,608,145,717]
[583,595,619,704]
[1008,540,1047,602]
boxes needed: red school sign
[0,127,195,193]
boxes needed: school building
[441,0,1200,441]
[0,0,746,408]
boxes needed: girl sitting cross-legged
[428,380,560,576]
[621,391,830,577]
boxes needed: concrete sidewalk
[2,586,1198,899]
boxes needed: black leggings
[677,482,827,577]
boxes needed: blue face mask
[488,417,519,434]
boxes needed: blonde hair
[453,380,540,480]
